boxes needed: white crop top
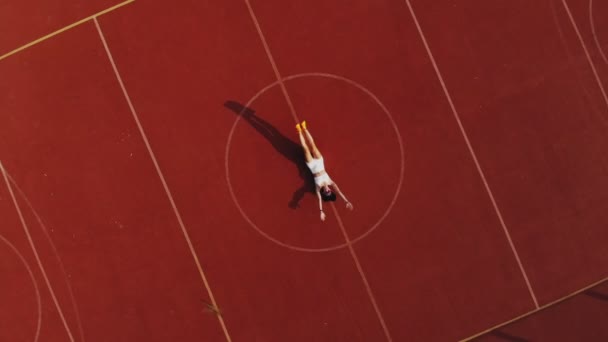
[306,158,332,186]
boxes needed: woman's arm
[332,182,353,210]
[316,187,326,221]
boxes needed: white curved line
[561,0,608,111]
[590,0,608,65]
[4,172,86,342]
[0,234,42,342]
[0,161,76,342]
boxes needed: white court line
[0,233,42,342]
[561,0,608,110]
[331,204,393,341]
[5,172,86,342]
[460,274,608,341]
[402,0,539,308]
[243,0,300,123]
[244,1,394,340]
[0,161,76,342]
[589,0,608,65]
[93,18,232,342]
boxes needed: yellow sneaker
[301,120,307,130]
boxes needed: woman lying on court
[296,120,353,221]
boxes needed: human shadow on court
[584,290,608,302]
[224,100,315,209]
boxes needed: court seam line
[0,0,135,62]
[459,274,608,341]
[403,0,540,308]
[93,18,233,342]
[0,161,76,342]
[244,1,394,341]
[561,0,608,109]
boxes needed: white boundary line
[589,0,608,65]
[460,274,608,341]
[331,204,393,341]
[561,0,608,109]
[402,0,539,308]
[5,171,87,341]
[244,0,300,123]
[244,1,393,340]
[93,17,232,342]
[0,0,135,62]
[1,161,76,342]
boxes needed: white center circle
[225,73,405,252]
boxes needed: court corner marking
[459,275,608,341]
[0,0,135,61]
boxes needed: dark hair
[321,191,337,202]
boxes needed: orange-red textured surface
[1,0,607,341]
[413,0,608,304]
[0,0,124,56]
[473,280,608,341]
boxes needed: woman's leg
[302,121,322,159]
[297,124,313,163]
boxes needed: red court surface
[0,0,131,57]
[473,279,608,341]
[1,0,607,341]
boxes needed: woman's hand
[345,202,354,210]
[320,210,326,221]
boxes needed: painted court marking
[244,0,299,123]
[460,274,608,341]
[0,234,42,342]
[590,0,608,65]
[4,172,86,342]
[225,72,405,253]
[94,18,232,342]
[0,0,135,61]
[1,161,76,342]
[550,0,608,129]
[561,0,608,111]
[403,0,539,309]
[330,204,393,341]
[245,2,394,341]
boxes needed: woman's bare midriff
[313,170,327,178]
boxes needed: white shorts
[306,157,325,174]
